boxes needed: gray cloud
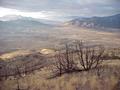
[0,0,120,17]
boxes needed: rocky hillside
[66,14,120,29]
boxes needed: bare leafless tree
[75,41,104,70]
[53,44,78,76]
[51,41,105,76]
[14,65,21,90]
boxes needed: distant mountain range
[66,14,120,29]
[0,15,24,21]
[0,15,60,24]
[0,14,120,31]
[0,15,57,31]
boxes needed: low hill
[66,14,120,29]
[0,15,56,31]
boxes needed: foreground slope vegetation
[0,41,120,90]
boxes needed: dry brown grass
[0,59,120,90]
[0,44,120,90]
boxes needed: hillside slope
[67,14,120,29]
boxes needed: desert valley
[0,0,120,90]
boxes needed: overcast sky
[0,0,120,20]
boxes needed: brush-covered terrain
[0,39,120,90]
[0,14,120,90]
